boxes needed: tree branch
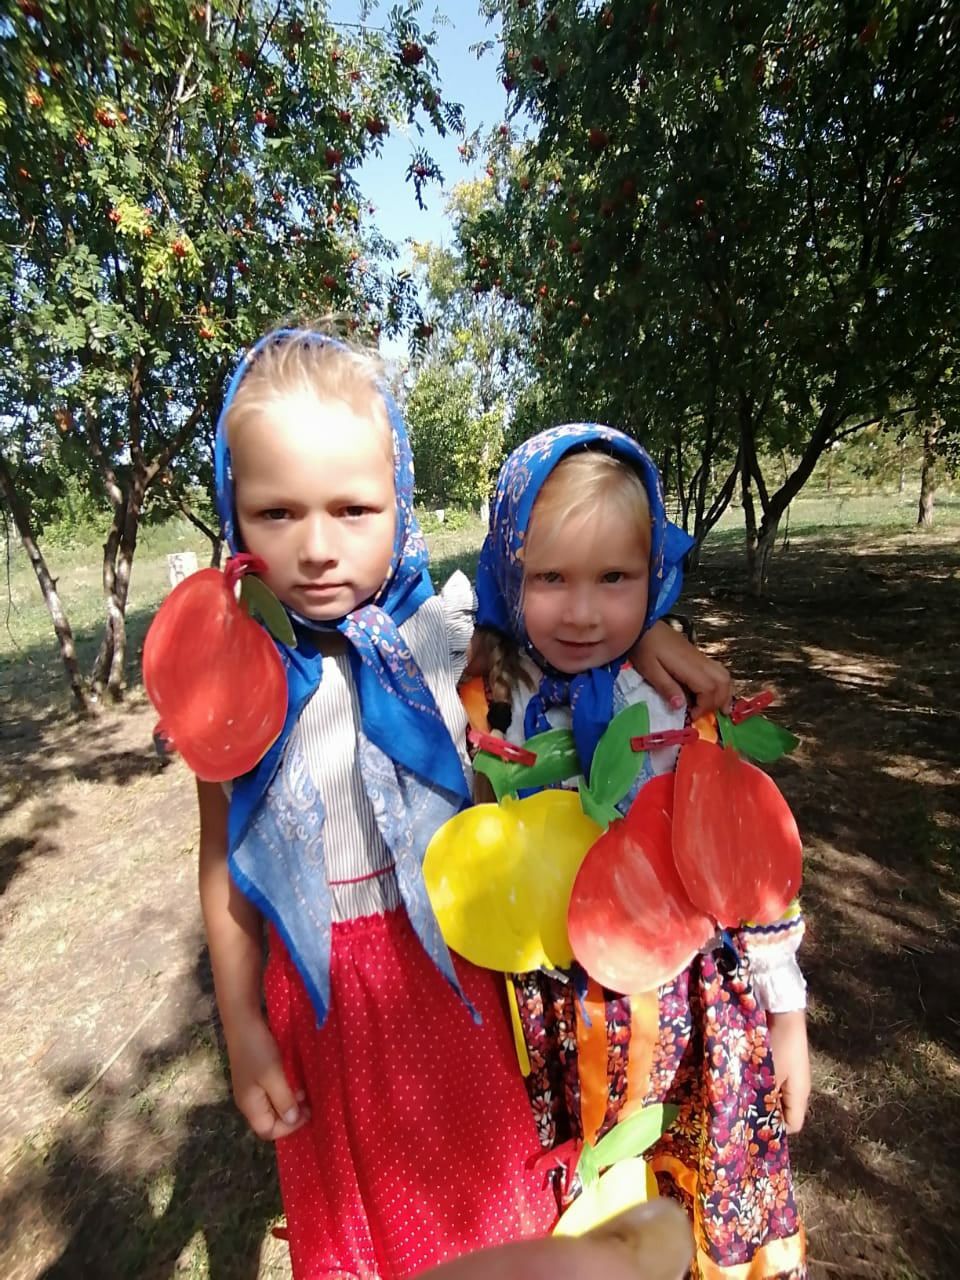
[827,404,917,446]
[178,499,220,545]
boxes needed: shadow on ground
[0,531,957,1279]
[687,534,960,1279]
[0,946,285,1280]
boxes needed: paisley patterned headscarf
[475,424,694,775]
[216,329,473,1025]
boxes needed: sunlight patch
[177,1228,209,1273]
[148,1170,175,1219]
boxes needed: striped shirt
[288,576,474,923]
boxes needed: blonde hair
[224,327,391,455]
[526,450,652,562]
[470,448,652,800]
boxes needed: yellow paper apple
[423,789,603,972]
[554,1156,660,1237]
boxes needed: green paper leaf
[473,728,579,802]
[240,575,297,648]
[577,777,619,828]
[576,1141,600,1191]
[591,1104,679,1171]
[717,711,799,763]
[516,728,580,790]
[587,701,651,810]
[729,714,799,763]
[473,751,514,802]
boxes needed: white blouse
[287,573,474,922]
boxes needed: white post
[167,551,199,588]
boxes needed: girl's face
[232,390,396,620]
[522,496,650,674]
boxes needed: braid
[469,627,532,804]
[473,626,531,707]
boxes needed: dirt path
[1,529,958,1279]
[0,702,288,1279]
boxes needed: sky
[325,2,508,354]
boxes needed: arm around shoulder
[629,620,733,719]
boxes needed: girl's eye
[601,570,625,583]
[261,508,289,521]
[342,505,371,519]
[534,570,562,584]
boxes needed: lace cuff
[439,570,477,683]
[740,902,807,1013]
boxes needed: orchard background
[1,2,958,1277]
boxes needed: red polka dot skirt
[264,910,558,1279]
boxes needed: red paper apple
[568,773,714,993]
[672,737,801,927]
[143,567,287,782]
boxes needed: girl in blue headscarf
[189,329,737,1279]
[472,426,809,1280]
[196,329,561,1278]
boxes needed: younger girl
[473,425,810,1279]
[193,332,729,1279]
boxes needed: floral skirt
[265,910,557,1280]
[513,944,806,1279]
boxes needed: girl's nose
[562,585,597,627]
[299,515,337,567]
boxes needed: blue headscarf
[475,424,694,777]
[215,329,473,1025]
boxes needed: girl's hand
[425,1200,692,1280]
[767,1009,811,1134]
[630,621,733,720]
[225,1013,310,1141]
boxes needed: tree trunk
[690,452,738,568]
[178,500,223,567]
[91,507,124,695]
[752,516,781,593]
[917,424,939,526]
[0,454,91,712]
[898,439,906,494]
[91,476,145,699]
[741,456,760,592]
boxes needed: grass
[0,512,489,709]
[703,488,960,551]
[3,491,957,711]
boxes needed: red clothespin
[224,552,269,589]
[467,728,538,767]
[730,690,775,724]
[529,1137,583,1197]
[631,726,699,752]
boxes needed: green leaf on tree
[240,575,296,648]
